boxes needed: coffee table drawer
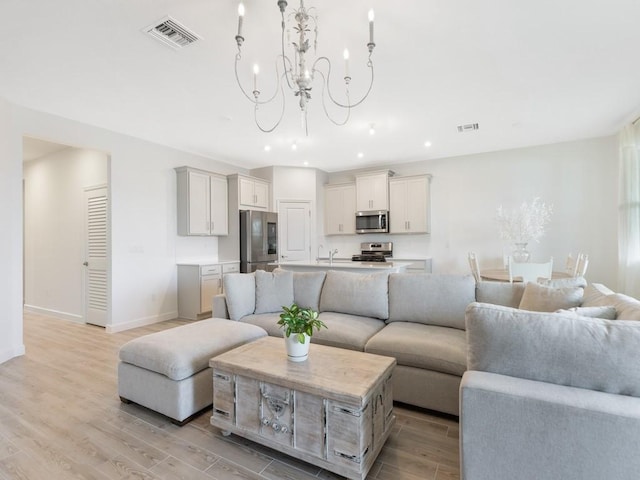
[212,370,234,421]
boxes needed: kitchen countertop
[176,259,240,266]
[271,260,413,273]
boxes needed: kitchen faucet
[329,248,338,264]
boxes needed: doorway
[23,136,110,326]
[278,201,311,262]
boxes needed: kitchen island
[271,260,412,273]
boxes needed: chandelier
[234,1,376,135]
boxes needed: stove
[352,242,393,262]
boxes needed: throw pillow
[518,282,583,312]
[254,269,294,314]
[292,271,326,312]
[555,306,617,320]
[538,276,587,289]
[223,273,256,321]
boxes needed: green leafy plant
[277,303,327,343]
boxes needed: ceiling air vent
[144,16,201,49]
[457,123,480,133]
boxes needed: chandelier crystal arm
[311,55,374,109]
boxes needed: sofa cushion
[240,313,284,337]
[366,322,467,376]
[388,273,475,330]
[312,312,386,351]
[475,281,525,308]
[465,302,640,397]
[223,273,256,321]
[555,305,617,320]
[293,271,326,312]
[119,319,267,381]
[255,269,294,314]
[319,270,390,320]
[518,282,583,312]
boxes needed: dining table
[480,268,571,282]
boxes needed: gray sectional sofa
[460,282,640,480]
[213,269,590,416]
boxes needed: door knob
[83,261,89,266]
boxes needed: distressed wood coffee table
[209,336,396,480]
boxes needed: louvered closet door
[84,186,109,327]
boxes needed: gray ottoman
[118,318,267,425]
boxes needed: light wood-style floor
[0,312,460,480]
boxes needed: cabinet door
[389,179,407,233]
[356,173,388,211]
[201,274,221,313]
[405,177,429,233]
[210,175,228,235]
[325,186,343,235]
[341,184,356,234]
[253,180,269,210]
[239,177,255,207]
[188,171,211,235]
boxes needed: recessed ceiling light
[369,124,376,136]
[357,152,364,158]
[303,161,309,166]
[291,142,298,151]
[424,141,432,148]
[264,145,271,152]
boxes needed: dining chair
[468,252,481,283]
[508,257,553,283]
[575,253,589,277]
[565,253,579,277]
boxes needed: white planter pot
[284,333,310,362]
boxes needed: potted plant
[277,303,327,362]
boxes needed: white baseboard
[106,311,178,334]
[0,344,25,364]
[24,305,84,324]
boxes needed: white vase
[284,333,310,362]
[512,242,530,263]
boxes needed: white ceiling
[3,0,640,172]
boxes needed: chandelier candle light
[496,198,553,263]
[234,1,376,134]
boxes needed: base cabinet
[177,262,239,320]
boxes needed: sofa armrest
[212,294,230,319]
[460,371,640,480]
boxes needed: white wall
[0,101,246,359]
[0,99,24,363]
[324,136,619,287]
[23,147,108,321]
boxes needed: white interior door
[84,186,109,327]
[278,201,311,262]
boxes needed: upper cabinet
[389,175,431,234]
[234,175,270,211]
[175,166,228,236]
[324,183,356,235]
[356,171,390,211]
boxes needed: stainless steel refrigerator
[240,210,278,273]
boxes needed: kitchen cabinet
[177,262,240,320]
[324,183,356,235]
[175,166,228,236]
[356,171,390,211]
[238,175,269,210]
[389,175,430,234]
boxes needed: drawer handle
[332,405,364,417]
[214,373,230,382]
[333,446,368,464]
[214,408,230,418]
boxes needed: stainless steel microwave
[355,210,389,234]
